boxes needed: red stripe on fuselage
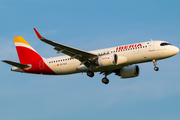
[22,60,57,75]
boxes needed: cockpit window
[160,42,172,46]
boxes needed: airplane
[2,28,179,84]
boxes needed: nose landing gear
[102,77,109,84]
[154,66,159,71]
[153,60,159,71]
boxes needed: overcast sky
[0,0,180,120]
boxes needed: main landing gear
[100,71,111,84]
[153,60,159,71]
[86,71,110,84]
[102,77,109,84]
[87,71,94,77]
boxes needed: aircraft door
[149,41,154,51]
[39,60,44,70]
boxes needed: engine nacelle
[95,54,118,66]
[117,65,140,78]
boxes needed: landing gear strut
[153,60,159,71]
[100,71,112,84]
[87,71,94,77]
[102,77,109,84]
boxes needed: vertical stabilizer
[13,36,42,64]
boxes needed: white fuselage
[43,41,179,75]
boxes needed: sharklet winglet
[33,28,43,39]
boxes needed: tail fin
[13,36,42,64]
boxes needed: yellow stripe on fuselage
[13,36,31,47]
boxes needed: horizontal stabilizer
[2,60,30,68]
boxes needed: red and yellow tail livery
[13,36,42,64]
[3,36,56,75]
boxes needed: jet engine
[116,65,140,78]
[95,54,118,66]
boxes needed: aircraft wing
[34,28,98,67]
[2,60,30,68]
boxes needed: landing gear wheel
[102,78,109,84]
[87,71,94,77]
[154,67,159,71]
[153,60,159,71]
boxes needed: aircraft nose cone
[174,46,179,55]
